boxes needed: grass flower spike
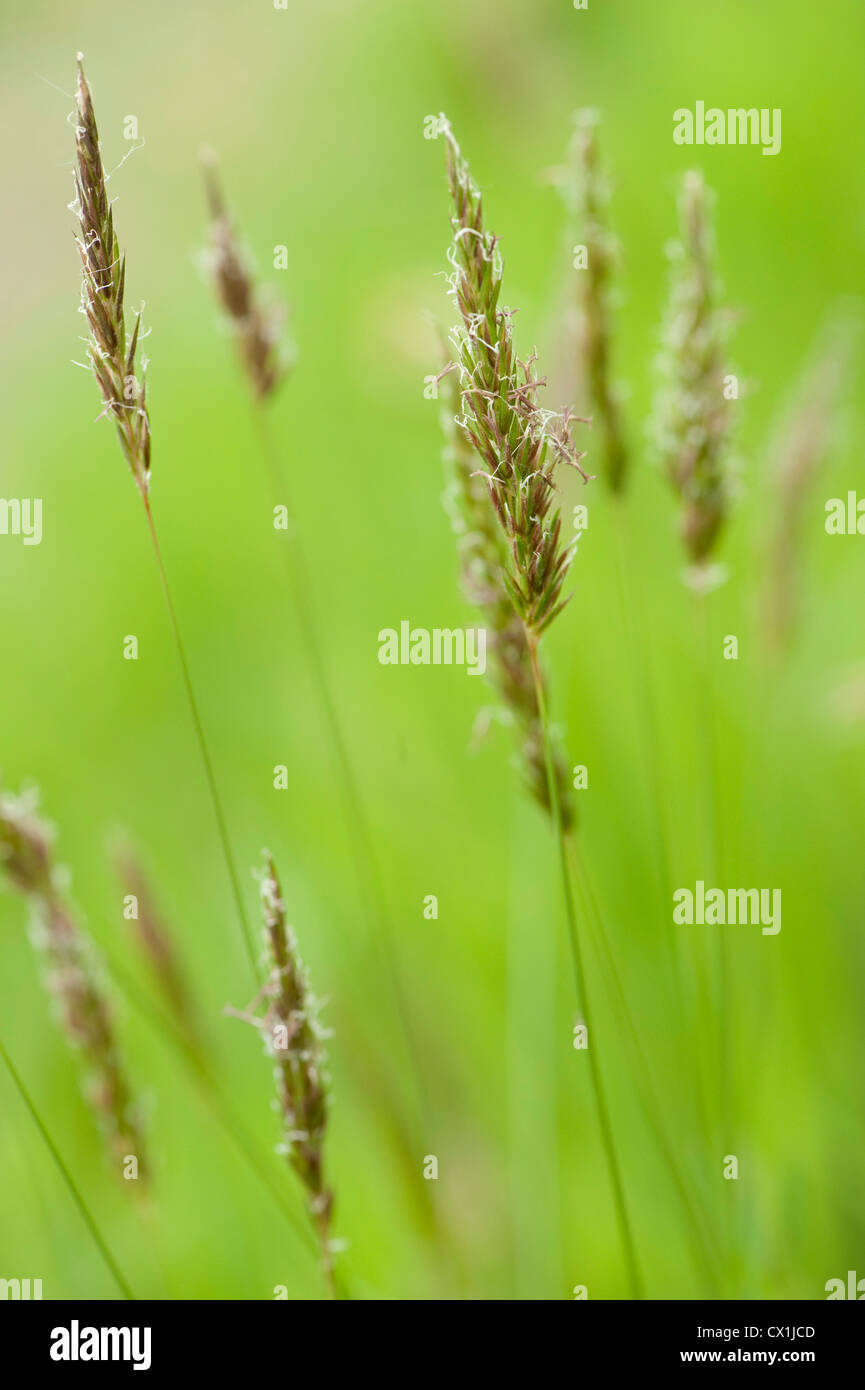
[201,153,430,1143]
[229,854,335,1292]
[557,110,628,492]
[71,57,257,978]
[654,171,734,569]
[440,357,573,826]
[73,56,151,498]
[444,121,590,638]
[0,786,147,1181]
[202,153,289,401]
[437,121,642,1299]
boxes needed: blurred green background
[1,0,864,1300]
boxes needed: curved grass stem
[251,407,430,1117]
[141,497,257,979]
[526,633,644,1300]
[0,1039,135,1300]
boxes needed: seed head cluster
[440,360,573,827]
[654,171,734,567]
[230,855,333,1281]
[202,155,289,401]
[557,110,628,493]
[0,786,147,1179]
[73,56,151,498]
[443,120,590,637]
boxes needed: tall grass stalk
[0,1039,135,1300]
[141,496,257,976]
[610,505,679,967]
[609,502,718,1180]
[71,58,256,980]
[692,588,736,1291]
[199,161,430,1125]
[440,118,643,1297]
[252,410,426,1111]
[527,637,644,1300]
[555,110,690,1064]
[652,167,738,1290]
[506,792,565,1296]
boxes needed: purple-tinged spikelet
[0,785,148,1181]
[72,56,151,498]
[556,110,628,493]
[442,120,590,638]
[228,854,334,1286]
[201,153,290,401]
[439,354,574,827]
[653,171,735,570]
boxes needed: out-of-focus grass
[0,0,863,1299]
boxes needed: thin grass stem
[526,634,644,1300]
[571,841,724,1296]
[141,496,257,979]
[692,590,736,1294]
[251,407,430,1118]
[0,1038,135,1300]
[610,500,714,1158]
[692,594,731,1143]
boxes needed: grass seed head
[654,170,734,569]
[201,154,290,402]
[0,784,148,1181]
[556,110,628,492]
[230,854,334,1276]
[73,56,151,499]
[439,352,574,828]
[442,119,590,639]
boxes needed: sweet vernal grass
[2,773,322,1280]
[554,110,628,493]
[227,854,337,1295]
[0,785,147,1183]
[200,163,433,1140]
[72,58,256,978]
[556,111,677,910]
[439,120,643,1299]
[654,169,738,1280]
[654,170,735,576]
[439,348,572,823]
[201,151,291,402]
[559,119,716,1246]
